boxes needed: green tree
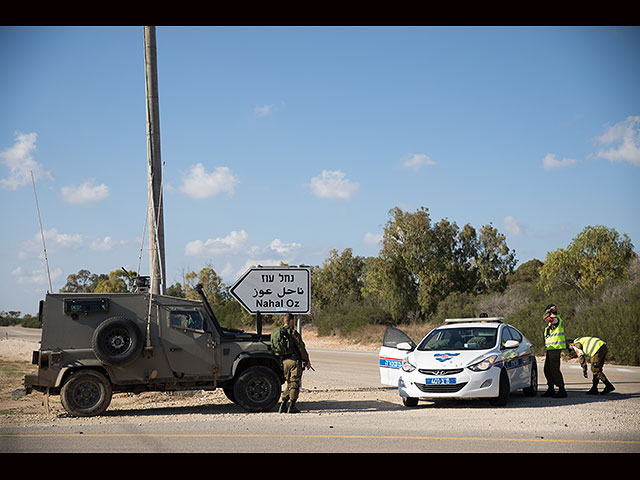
[474,223,517,294]
[539,225,635,297]
[183,264,227,308]
[60,269,108,292]
[508,259,544,286]
[93,269,137,293]
[166,282,186,298]
[312,248,366,309]
[364,207,516,322]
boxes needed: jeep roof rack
[444,317,504,324]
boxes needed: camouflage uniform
[571,336,615,395]
[278,324,310,413]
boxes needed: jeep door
[379,327,416,387]
[160,307,216,377]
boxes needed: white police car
[379,317,537,406]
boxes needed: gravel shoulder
[2,326,639,450]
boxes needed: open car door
[379,326,416,386]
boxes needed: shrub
[313,297,391,337]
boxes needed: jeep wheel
[92,316,142,366]
[233,366,280,412]
[222,385,236,403]
[61,370,112,417]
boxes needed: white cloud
[15,267,62,286]
[61,180,109,204]
[254,104,276,116]
[20,228,84,258]
[0,132,53,190]
[185,229,249,256]
[180,163,238,199]
[363,232,383,245]
[309,170,359,200]
[402,153,436,170]
[220,262,235,279]
[542,153,577,170]
[594,115,640,166]
[503,216,525,236]
[235,258,282,279]
[90,236,126,251]
[269,238,302,255]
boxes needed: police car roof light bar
[444,317,504,323]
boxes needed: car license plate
[425,377,456,385]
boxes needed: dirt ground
[0,326,379,425]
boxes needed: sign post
[230,266,311,315]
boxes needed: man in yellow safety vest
[569,336,615,395]
[542,304,567,398]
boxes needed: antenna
[136,184,151,276]
[30,170,53,293]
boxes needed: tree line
[55,207,640,365]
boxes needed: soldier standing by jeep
[271,313,312,413]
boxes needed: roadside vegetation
[15,207,640,365]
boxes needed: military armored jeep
[24,283,284,416]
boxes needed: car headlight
[402,358,416,372]
[467,355,498,372]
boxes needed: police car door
[499,325,527,389]
[379,327,416,386]
[507,325,532,389]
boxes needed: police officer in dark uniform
[542,304,568,398]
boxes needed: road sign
[229,266,311,314]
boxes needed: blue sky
[1,26,639,315]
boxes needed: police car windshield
[417,327,498,351]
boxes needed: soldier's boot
[601,380,615,395]
[586,379,599,395]
[555,386,567,398]
[287,401,300,413]
[541,387,555,397]
[278,399,289,413]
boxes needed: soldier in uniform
[542,304,568,398]
[569,336,615,395]
[276,313,312,413]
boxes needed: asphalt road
[1,329,640,453]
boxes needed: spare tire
[92,316,142,366]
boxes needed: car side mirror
[503,340,520,349]
[396,342,413,351]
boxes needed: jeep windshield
[417,327,498,351]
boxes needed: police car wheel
[92,317,142,366]
[523,364,538,397]
[60,369,112,417]
[402,396,419,407]
[233,366,280,412]
[489,369,510,406]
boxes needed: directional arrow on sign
[229,266,311,314]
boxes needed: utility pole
[144,26,166,295]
